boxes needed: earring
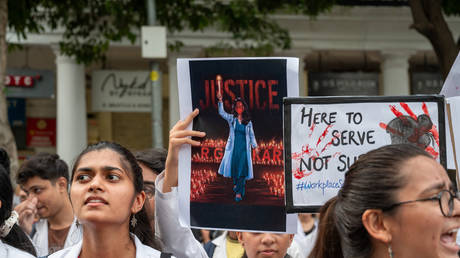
[388,244,394,258]
[75,220,80,227]
[130,214,137,227]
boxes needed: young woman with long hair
[50,142,165,258]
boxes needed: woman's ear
[0,199,2,209]
[362,209,392,244]
[237,232,244,246]
[288,233,294,246]
[131,191,146,214]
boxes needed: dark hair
[134,148,167,176]
[316,144,432,258]
[308,196,342,258]
[0,148,10,176]
[16,153,69,185]
[71,141,161,250]
[0,165,37,256]
[232,97,251,125]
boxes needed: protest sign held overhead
[177,57,298,232]
[284,96,446,213]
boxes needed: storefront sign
[5,69,54,98]
[92,70,151,112]
[6,75,41,87]
[411,72,443,94]
[26,118,56,147]
[308,72,379,96]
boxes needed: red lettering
[201,147,209,159]
[224,79,236,110]
[211,80,217,108]
[248,80,254,110]
[236,80,246,100]
[268,80,279,110]
[200,80,210,110]
[262,149,270,161]
[273,147,282,163]
[255,80,266,109]
[214,148,223,160]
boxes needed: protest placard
[284,95,446,212]
[177,57,298,232]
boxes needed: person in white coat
[0,164,36,257]
[50,141,169,258]
[154,109,208,258]
[15,153,78,256]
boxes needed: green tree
[255,0,459,78]
[0,0,291,176]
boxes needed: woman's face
[235,101,244,115]
[237,232,293,258]
[387,155,460,257]
[70,149,145,226]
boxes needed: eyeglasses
[383,190,460,217]
[143,183,155,199]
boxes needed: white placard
[284,96,446,212]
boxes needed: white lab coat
[209,231,304,258]
[32,218,82,257]
[293,219,318,258]
[154,171,208,258]
[0,240,35,258]
[48,234,165,258]
[209,231,227,258]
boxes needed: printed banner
[177,57,298,233]
[26,118,56,147]
[284,96,446,212]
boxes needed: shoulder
[48,240,82,258]
[133,234,166,258]
[0,240,35,258]
[211,232,227,246]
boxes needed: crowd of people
[1,108,459,258]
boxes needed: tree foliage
[7,0,294,64]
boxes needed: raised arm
[155,109,208,258]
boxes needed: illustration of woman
[216,81,258,202]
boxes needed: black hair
[71,141,161,250]
[134,148,167,176]
[308,196,342,258]
[315,144,432,258]
[232,97,251,125]
[0,165,37,256]
[16,153,69,185]
[0,148,10,176]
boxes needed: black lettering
[337,155,347,172]
[301,107,313,126]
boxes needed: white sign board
[91,70,151,112]
[284,96,446,212]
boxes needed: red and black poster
[177,58,298,232]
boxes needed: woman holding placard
[309,144,460,258]
[216,75,258,202]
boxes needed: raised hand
[164,109,206,193]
